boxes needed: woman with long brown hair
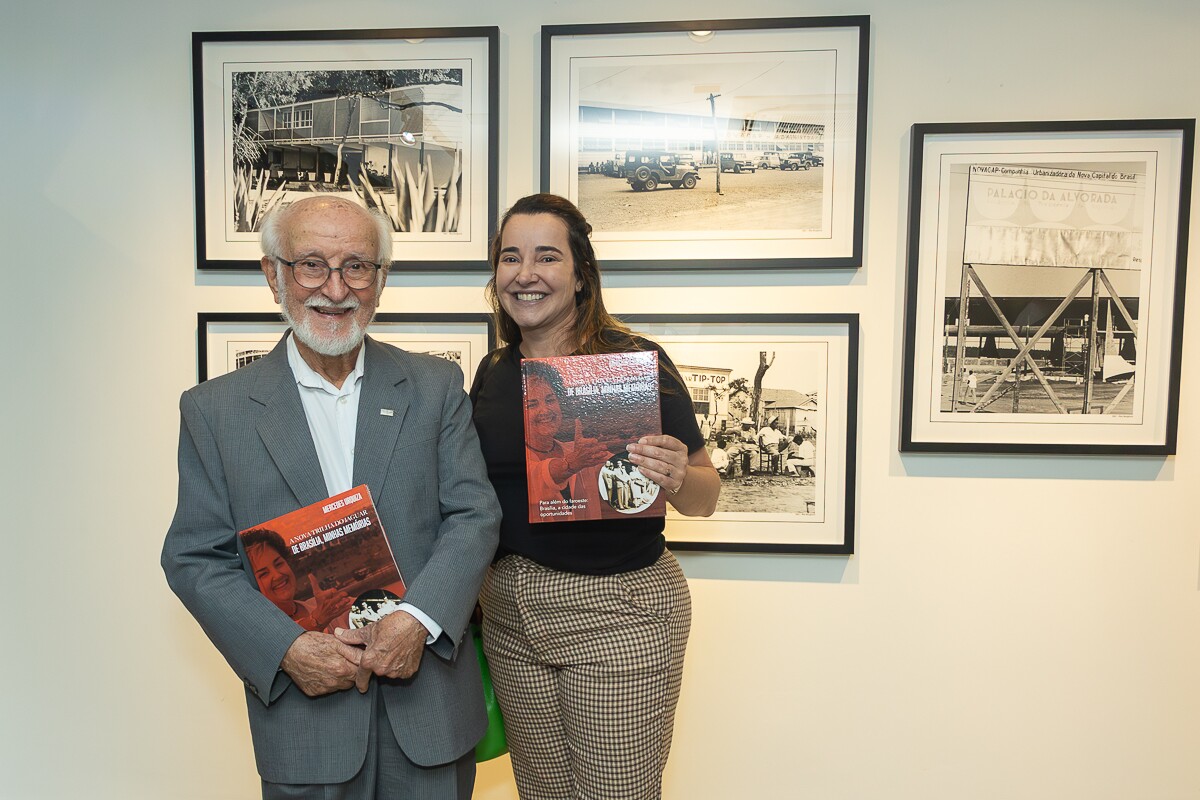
[469,193,719,799]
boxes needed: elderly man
[757,417,787,473]
[162,196,500,799]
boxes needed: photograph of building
[570,55,835,235]
[669,340,827,517]
[229,67,469,235]
[932,160,1147,417]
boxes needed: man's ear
[262,257,281,303]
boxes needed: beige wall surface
[2,0,1198,798]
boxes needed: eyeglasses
[278,257,382,290]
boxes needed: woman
[241,528,353,633]
[521,358,614,520]
[470,193,720,799]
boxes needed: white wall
[3,1,1198,798]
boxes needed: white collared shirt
[286,335,364,496]
[285,335,441,642]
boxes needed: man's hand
[280,631,363,697]
[335,611,429,693]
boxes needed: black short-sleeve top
[469,337,705,575]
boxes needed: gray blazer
[162,335,501,784]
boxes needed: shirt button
[339,397,348,404]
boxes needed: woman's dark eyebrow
[499,244,564,255]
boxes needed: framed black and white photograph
[620,314,858,553]
[542,17,869,270]
[198,312,495,384]
[193,28,498,272]
[900,120,1194,455]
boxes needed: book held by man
[238,485,406,632]
[521,350,664,523]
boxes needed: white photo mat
[902,122,1192,454]
[543,18,867,269]
[194,30,495,269]
[621,315,858,553]
[198,313,493,389]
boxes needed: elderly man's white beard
[279,294,373,356]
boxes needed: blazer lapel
[251,337,329,506]
[353,337,410,492]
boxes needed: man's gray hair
[260,196,393,267]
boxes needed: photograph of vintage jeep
[719,151,757,173]
[758,152,822,171]
[623,151,702,191]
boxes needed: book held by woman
[521,350,665,523]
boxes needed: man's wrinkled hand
[336,611,428,693]
[280,631,363,697]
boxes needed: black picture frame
[618,313,859,554]
[197,312,495,383]
[193,27,499,272]
[900,119,1194,455]
[541,16,869,270]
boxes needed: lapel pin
[380,408,394,417]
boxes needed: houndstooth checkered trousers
[479,550,691,800]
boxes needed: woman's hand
[630,436,720,516]
[308,574,354,630]
[549,419,618,484]
[627,434,689,494]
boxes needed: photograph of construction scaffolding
[902,122,1192,455]
[934,160,1148,418]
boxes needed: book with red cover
[521,350,664,523]
[238,485,406,632]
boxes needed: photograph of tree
[618,314,857,552]
[662,338,827,520]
